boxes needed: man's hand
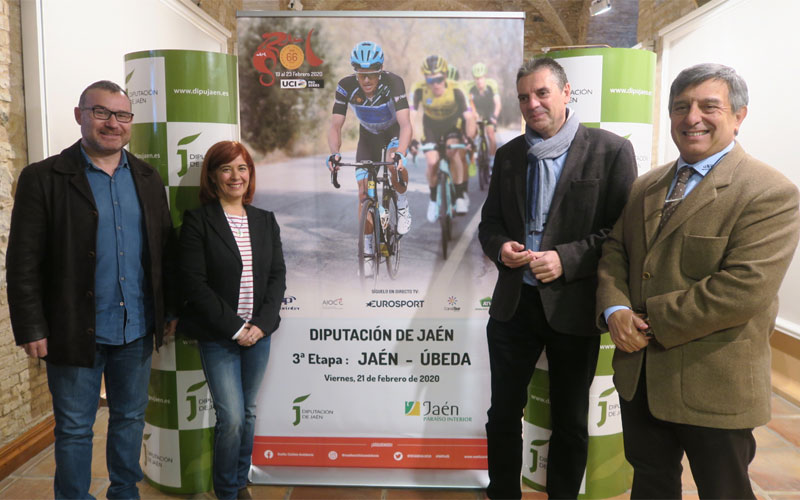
[326,153,341,172]
[500,241,534,269]
[608,309,650,353]
[529,250,562,283]
[237,323,266,347]
[22,338,48,358]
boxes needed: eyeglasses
[426,75,446,85]
[81,105,134,123]
[355,71,381,80]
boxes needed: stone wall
[0,0,49,448]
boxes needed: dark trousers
[485,285,600,499]
[621,366,756,499]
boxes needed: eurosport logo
[365,299,424,309]
[281,295,300,311]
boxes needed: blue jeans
[198,337,271,500]
[47,336,153,500]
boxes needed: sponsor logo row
[283,293,492,312]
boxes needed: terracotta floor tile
[246,484,292,499]
[771,395,800,416]
[385,487,481,499]
[0,477,53,499]
[289,486,383,499]
[755,425,792,449]
[24,445,55,477]
[680,453,697,492]
[750,447,800,492]
[93,406,111,438]
[767,417,800,447]
[520,491,547,499]
[92,437,108,478]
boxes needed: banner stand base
[250,466,488,489]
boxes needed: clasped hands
[607,309,650,353]
[500,240,562,283]
[237,323,265,347]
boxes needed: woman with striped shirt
[177,140,286,500]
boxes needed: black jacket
[478,126,637,335]
[177,201,286,341]
[7,140,177,366]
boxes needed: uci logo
[280,79,308,89]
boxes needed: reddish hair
[198,141,256,205]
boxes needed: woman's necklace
[225,209,246,237]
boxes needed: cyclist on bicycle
[410,55,476,222]
[327,41,412,274]
[467,62,502,163]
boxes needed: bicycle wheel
[358,198,380,285]
[384,190,400,279]
[478,136,490,191]
[438,169,451,259]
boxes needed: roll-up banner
[522,47,656,498]
[125,49,239,494]
[236,11,523,488]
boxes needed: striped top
[225,212,254,322]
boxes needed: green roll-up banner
[125,49,239,494]
[521,47,655,499]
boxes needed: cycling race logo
[176,133,202,177]
[251,29,323,87]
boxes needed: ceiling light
[590,0,612,16]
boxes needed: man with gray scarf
[479,57,636,499]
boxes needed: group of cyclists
[326,41,502,273]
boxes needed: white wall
[658,0,800,337]
[22,0,230,162]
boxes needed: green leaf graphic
[178,133,202,146]
[600,387,617,398]
[143,433,151,441]
[623,133,632,140]
[531,439,549,446]
[187,380,207,392]
[293,394,311,404]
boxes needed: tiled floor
[1,394,799,499]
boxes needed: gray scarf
[525,109,579,232]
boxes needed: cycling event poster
[236,11,524,488]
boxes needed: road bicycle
[475,119,492,191]
[421,137,467,260]
[331,154,403,284]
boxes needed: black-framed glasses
[426,75,446,85]
[81,105,134,123]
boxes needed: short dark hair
[516,57,568,89]
[78,80,128,108]
[668,63,749,113]
[198,141,257,205]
